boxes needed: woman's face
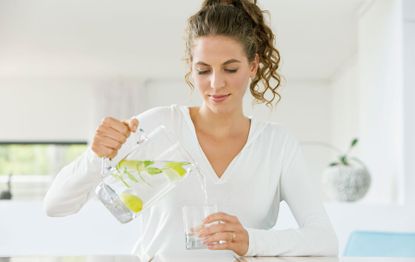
[191,35,258,114]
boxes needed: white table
[0,256,414,262]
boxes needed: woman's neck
[189,106,250,138]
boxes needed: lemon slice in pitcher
[120,192,143,213]
[165,161,190,177]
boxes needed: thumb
[127,118,139,133]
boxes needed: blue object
[344,231,415,257]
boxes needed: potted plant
[322,138,371,202]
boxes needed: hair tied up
[202,0,257,8]
[202,0,224,6]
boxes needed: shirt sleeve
[43,147,102,216]
[244,137,338,256]
[43,106,172,217]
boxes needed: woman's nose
[210,72,225,89]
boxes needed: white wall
[250,79,332,142]
[329,57,359,153]
[357,0,404,204]
[0,78,95,141]
[403,0,415,206]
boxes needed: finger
[93,137,119,154]
[93,132,123,154]
[198,222,240,237]
[108,150,118,159]
[203,212,239,224]
[91,144,116,158]
[202,231,236,245]
[97,126,128,144]
[102,117,130,136]
[99,136,122,150]
[206,240,234,251]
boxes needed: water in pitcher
[97,159,193,223]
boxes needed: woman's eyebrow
[195,61,210,66]
[223,59,241,65]
[195,59,242,66]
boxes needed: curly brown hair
[184,0,282,106]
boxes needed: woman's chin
[204,102,235,115]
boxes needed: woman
[44,0,338,259]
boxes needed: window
[0,142,88,200]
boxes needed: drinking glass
[182,204,218,249]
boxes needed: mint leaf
[143,160,154,167]
[146,167,163,175]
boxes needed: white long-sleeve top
[44,104,338,260]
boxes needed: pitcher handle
[100,128,148,177]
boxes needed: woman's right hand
[91,117,139,159]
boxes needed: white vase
[322,158,371,201]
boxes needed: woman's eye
[197,70,210,75]
[196,69,237,75]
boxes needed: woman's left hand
[198,212,249,256]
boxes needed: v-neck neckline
[181,106,257,183]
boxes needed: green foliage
[0,144,87,176]
[330,138,359,167]
[351,138,358,147]
[340,155,349,165]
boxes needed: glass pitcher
[95,125,194,223]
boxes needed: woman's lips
[209,94,230,103]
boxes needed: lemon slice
[164,162,190,177]
[117,160,139,170]
[120,192,143,213]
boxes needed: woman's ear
[250,53,259,77]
